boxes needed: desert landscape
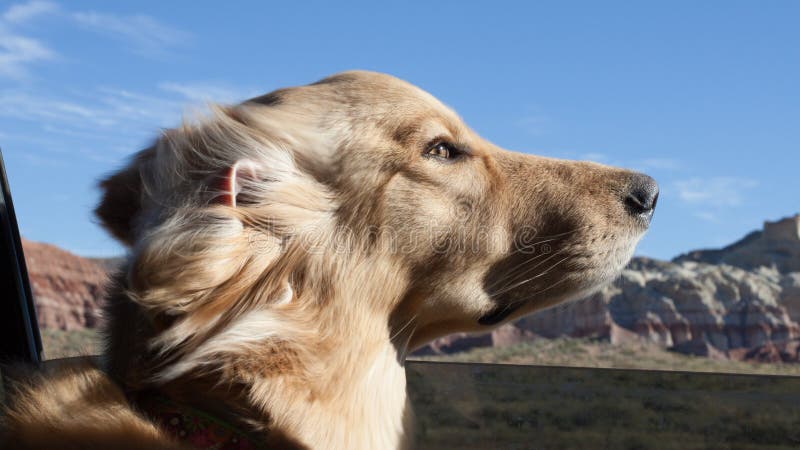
[21,214,800,374]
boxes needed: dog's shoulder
[1,358,186,450]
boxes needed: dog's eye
[425,142,461,161]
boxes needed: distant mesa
[675,214,800,273]
[21,238,108,331]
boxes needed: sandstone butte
[19,214,800,363]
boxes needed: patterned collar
[132,391,261,450]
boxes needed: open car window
[0,148,42,366]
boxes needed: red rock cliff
[21,238,107,330]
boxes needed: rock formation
[21,238,107,330]
[511,258,800,357]
[675,214,800,273]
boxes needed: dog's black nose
[624,173,659,220]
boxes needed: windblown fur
[1,71,654,449]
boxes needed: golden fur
[1,71,654,449]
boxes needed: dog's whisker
[489,247,571,294]
[482,226,588,291]
[484,243,574,292]
[390,312,419,342]
[514,224,592,243]
[491,254,572,298]
[484,250,556,292]
[503,276,572,310]
[490,255,569,299]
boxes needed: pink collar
[133,392,260,450]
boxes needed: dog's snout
[624,173,659,220]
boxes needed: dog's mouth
[473,171,658,329]
[478,234,642,327]
[477,265,612,327]
[478,274,573,327]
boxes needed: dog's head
[97,71,656,365]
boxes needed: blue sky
[1,0,797,259]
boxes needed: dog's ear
[209,160,260,208]
[95,149,152,247]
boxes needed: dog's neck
[251,304,415,449]
[108,256,415,449]
[255,259,414,449]
[145,323,410,449]
[254,321,411,449]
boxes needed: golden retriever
[1,71,657,449]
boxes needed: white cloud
[0,34,55,78]
[0,2,58,79]
[158,81,255,103]
[71,11,189,57]
[0,4,245,165]
[0,91,112,125]
[0,81,260,161]
[674,177,758,207]
[0,2,191,80]
[694,211,718,222]
[20,152,68,167]
[0,88,181,163]
[2,1,58,23]
[0,86,200,131]
[95,87,185,126]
